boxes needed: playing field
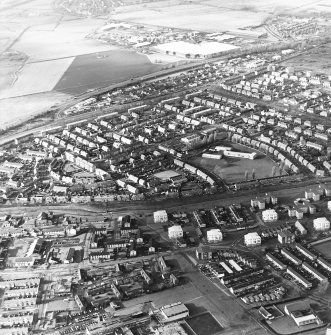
[190,147,283,184]
[314,240,331,258]
[54,49,162,95]
[186,312,223,335]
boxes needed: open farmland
[112,4,269,33]
[54,49,163,95]
[0,91,70,130]
[111,0,331,33]
[1,0,330,129]
[0,0,119,127]
[0,58,75,99]
[13,18,116,62]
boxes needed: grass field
[190,144,284,183]
[186,312,223,335]
[0,91,70,130]
[0,0,119,126]
[112,0,331,33]
[112,4,268,32]
[314,240,331,258]
[54,49,162,95]
[0,58,75,99]
[283,43,331,76]
[12,17,114,62]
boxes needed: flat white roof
[154,209,167,215]
[207,229,222,235]
[245,232,260,238]
[314,217,330,224]
[154,170,180,180]
[155,41,239,56]
[161,303,188,317]
[168,225,183,232]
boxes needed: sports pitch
[185,312,224,335]
[314,241,331,259]
[190,155,283,184]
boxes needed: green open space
[190,144,284,184]
[186,312,223,335]
[314,240,331,258]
